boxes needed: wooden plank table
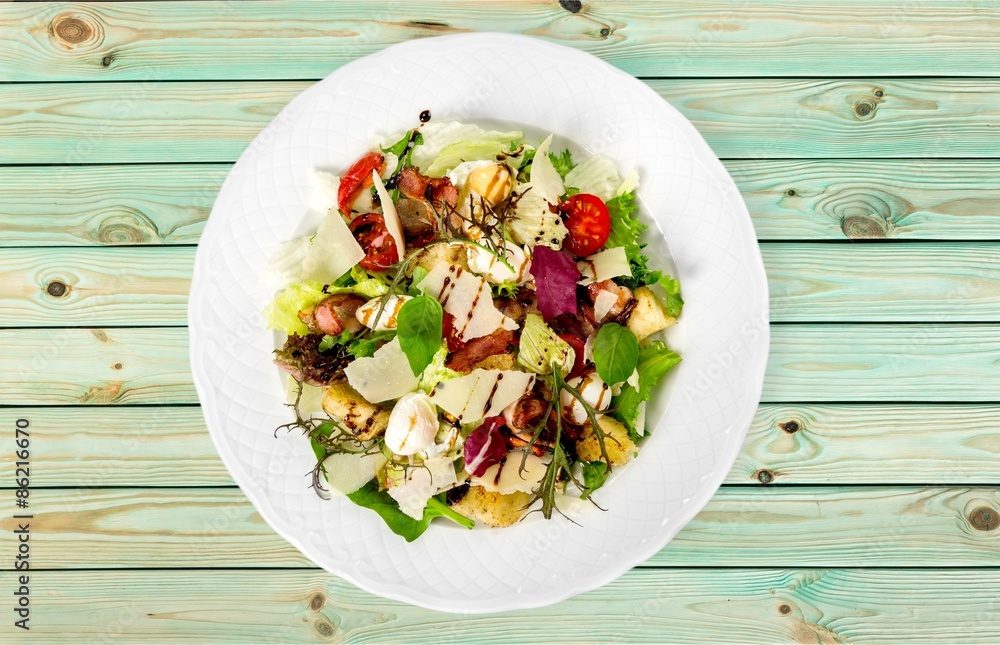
[2,1,999,642]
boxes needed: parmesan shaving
[471,451,549,495]
[416,263,518,341]
[344,337,419,403]
[428,369,535,424]
[593,289,618,322]
[577,246,631,285]
[372,170,406,260]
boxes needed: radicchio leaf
[529,245,580,320]
[463,416,508,477]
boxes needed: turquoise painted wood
[2,0,999,642]
[3,1,1000,80]
[12,569,1000,643]
[4,79,1000,164]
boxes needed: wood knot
[969,506,999,532]
[600,27,611,37]
[50,12,104,50]
[841,214,889,239]
[101,54,114,67]
[46,280,68,297]
[778,420,800,433]
[308,593,326,611]
[785,189,796,197]
[314,620,335,638]
[112,362,123,371]
[778,603,792,615]
[757,469,774,484]
[559,0,583,13]
[95,210,157,244]
[853,99,877,120]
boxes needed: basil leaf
[346,482,473,542]
[580,461,609,499]
[593,323,639,385]
[396,294,443,376]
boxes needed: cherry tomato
[557,332,587,378]
[559,193,611,257]
[348,213,398,271]
[338,152,385,215]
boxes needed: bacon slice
[445,328,516,373]
[398,167,459,208]
[299,294,366,336]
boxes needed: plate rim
[189,32,770,613]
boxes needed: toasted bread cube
[322,381,389,440]
[471,352,516,372]
[406,243,468,277]
[627,286,675,341]
[448,485,531,528]
[575,416,636,467]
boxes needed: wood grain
[764,324,1000,402]
[0,407,228,487]
[763,243,1000,322]
[0,164,220,246]
[0,247,191,327]
[3,404,999,488]
[5,79,1000,164]
[0,328,193,405]
[8,161,1000,246]
[5,244,1000,326]
[4,1,1000,81]
[734,404,1000,484]
[5,568,999,643]
[732,160,1000,241]
[3,486,997,569]
[2,325,998,405]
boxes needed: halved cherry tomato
[557,332,587,378]
[338,152,385,215]
[348,213,398,271]
[559,193,611,257]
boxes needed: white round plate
[189,33,768,613]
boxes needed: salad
[265,118,682,541]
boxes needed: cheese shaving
[416,262,518,341]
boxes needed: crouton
[321,381,389,440]
[575,416,636,467]
[470,352,515,372]
[626,286,675,341]
[405,243,468,277]
[447,485,531,528]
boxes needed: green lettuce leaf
[606,192,658,289]
[612,340,682,436]
[346,481,473,542]
[264,281,327,335]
